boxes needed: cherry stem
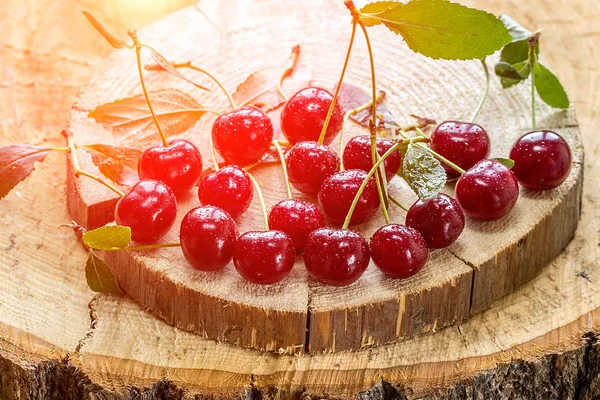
[171,62,237,111]
[103,242,181,251]
[62,130,125,198]
[359,21,390,225]
[50,147,69,152]
[247,172,269,231]
[470,58,490,123]
[528,36,540,131]
[317,20,357,145]
[414,127,466,175]
[389,194,409,212]
[272,140,292,199]
[342,140,402,229]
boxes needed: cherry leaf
[82,11,129,49]
[84,144,142,186]
[89,89,207,146]
[534,62,570,109]
[145,46,209,91]
[371,0,511,60]
[499,15,532,42]
[232,45,312,109]
[86,250,123,294]
[493,157,515,169]
[335,83,397,128]
[359,1,401,27]
[0,144,52,199]
[402,144,446,199]
[498,60,530,89]
[83,225,131,250]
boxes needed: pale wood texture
[67,0,582,354]
[0,0,599,398]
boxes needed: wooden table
[0,0,598,398]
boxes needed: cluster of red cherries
[114,85,572,287]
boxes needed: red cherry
[280,87,344,145]
[304,228,370,286]
[455,159,519,221]
[286,141,340,194]
[115,179,177,244]
[268,199,325,253]
[430,121,490,179]
[233,230,296,284]
[405,193,465,249]
[212,106,273,166]
[198,166,253,219]
[318,169,380,226]
[509,130,572,190]
[342,135,401,180]
[138,139,203,196]
[370,224,428,279]
[180,206,237,271]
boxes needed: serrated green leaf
[86,251,122,294]
[492,157,515,169]
[500,40,539,65]
[402,144,446,199]
[83,225,131,250]
[374,0,511,60]
[534,63,570,109]
[499,15,532,42]
[359,1,402,26]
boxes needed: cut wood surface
[67,0,583,354]
[0,0,599,398]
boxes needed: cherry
[342,135,401,180]
[280,87,344,145]
[405,193,465,249]
[233,230,296,284]
[303,228,370,286]
[286,141,340,194]
[138,139,203,196]
[455,159,519,221]
[198,166,253,219]
[268,199,325,253]
[115,179,177,244]
[430,121,490,179]
[509,130,572,190]
[370,224,428,279]
[318,169,380,226]
[212,106,273,166]
[180,206,237,271]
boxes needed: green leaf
[402,144,446,199]
[492,157,515,169]
[534,63,570,109]
[83,225,131,250]
[373,0,511,60]
[359,1,401,26]
[498,60,530,88]
[499,15,532,42]
[86,251,122,294]
[495,61,524,80]
[82,11,130,49]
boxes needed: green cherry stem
[129,29,168,147]
[342,140,402,229]
[317,20,357,145]
[62,130,125,197]
[273,140,292,199]
[528,32,541,131]
[247,172,269,231]
[389,194,409,212]
[414,127,466,175]
[470,58,490,123]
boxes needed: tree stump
[1,0,599,399]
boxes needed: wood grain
[0,0,599,397]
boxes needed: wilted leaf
[232,45,312,109]
[498,60,530,88]
[359,1,401,26]
[0,144,52,199]
[335,83,397,128]
[86,251,122,294]
[402,144,446,199]
[534,62,570,109]
[89,89,207,146]
[145,46,209,91]
[83,225,131,250]
[493,157,515,169]
[371,0,511,60]
[82,11,130,49]
[84,144,142,186]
